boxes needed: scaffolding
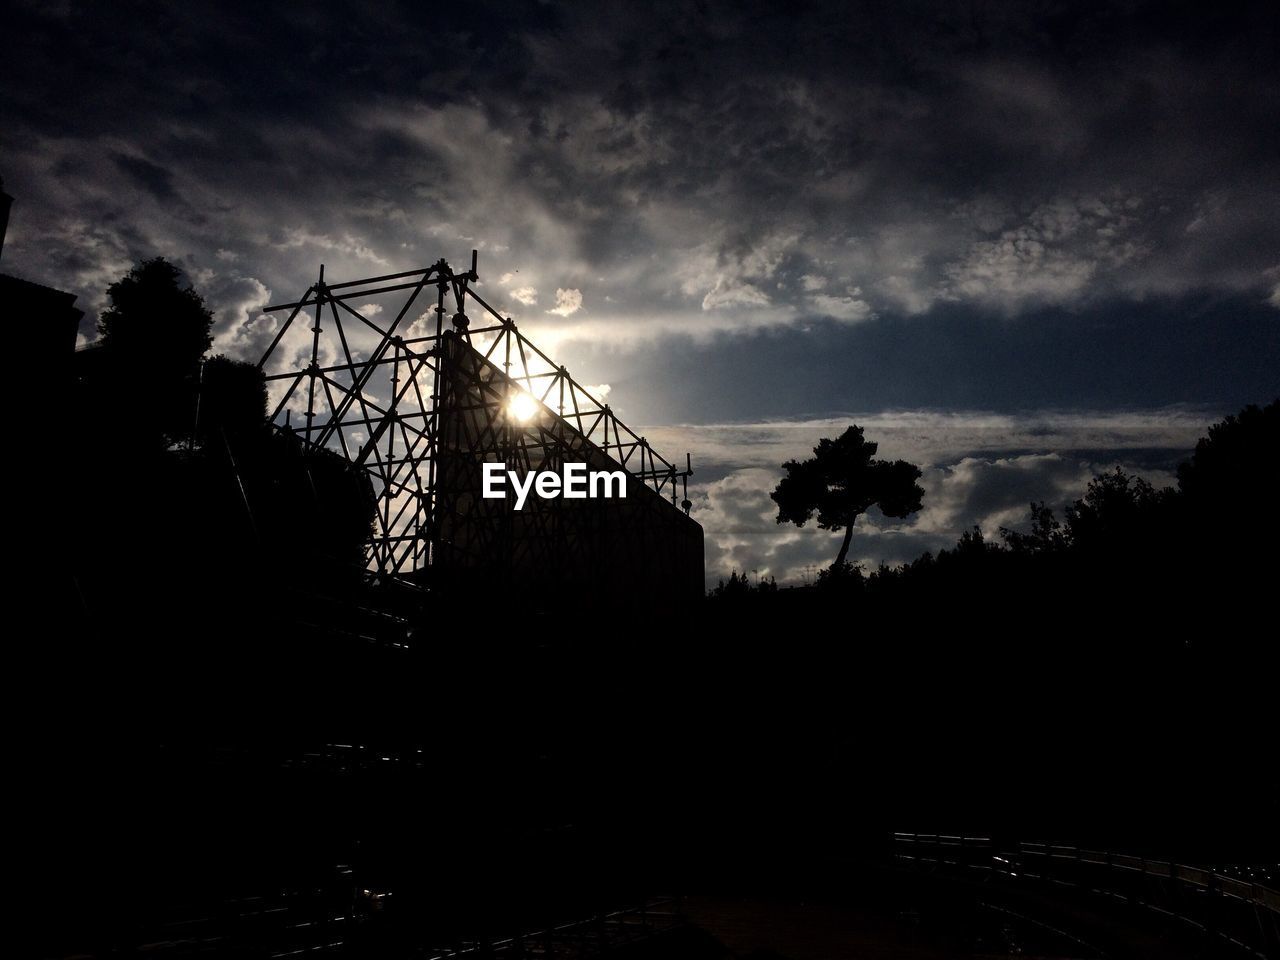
[257,255,700,589]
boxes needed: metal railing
[894,832,1280,958]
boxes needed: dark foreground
[16,582,1279,958]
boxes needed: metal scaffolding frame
[257,254,694,579]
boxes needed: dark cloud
[565,294,1280,426]
[5,3,1278,324]
[111,153,177,202]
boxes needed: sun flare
[507,391,540,423]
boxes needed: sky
[3,0,1278,584]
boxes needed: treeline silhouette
[712,400,1279,652]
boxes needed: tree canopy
[770,425,924,568]
[93,257,214,447]
[98,257,213,374]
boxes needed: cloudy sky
[4,0,1278,584]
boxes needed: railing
[894,832,1280,958]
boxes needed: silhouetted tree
[770,425,924,568]
[1172,399,1279,597]
[709,569,782,600]
[1000,501,1069,555]
[1177,400,1278,531]
[98,257,212,363]
[951,525,997,556]
[195,354,268,448]
[1063,467,1170,553]
[95,257,213,446]
[814,559,864,591]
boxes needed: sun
[507,391,540,423]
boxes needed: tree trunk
[833,522,855,567]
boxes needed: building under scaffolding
[258,255,703,600]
